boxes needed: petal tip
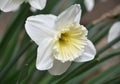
[73,4,81,9]
[75,40,96,62]
[36,63,53,70]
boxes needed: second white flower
[0,0,47,12]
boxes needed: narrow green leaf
[0,22,23,70]
[88,20,108,39]
[16,64,30,84]
[103,74,120,84]
[39,74,53,84]
[86,62,120,84]
[0,41,33,82]
[96,35,120,58]
[36,0,60,14]
[0,4,31,57]
[33,71,47,84]
[91,25,110,44]
[17,46,37,84]
[51,0,76,15]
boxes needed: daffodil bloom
[25,4,96,75]
[0,0,47,12]
[108,21,120,49]
[84,0,95,12]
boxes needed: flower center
[53,23,88,62]
[59,32,70,43]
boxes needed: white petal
[0,0,25,12]
[84,0,95,12]
[56,4,81,30]
[75,40,96,62]
[25,14,57,45]
[28,0,47,10]
[108,22,120,49]
[48,60,71,75]
[36,39,54,70]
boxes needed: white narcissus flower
[0,0,47,12]
[84,0,95,12]
[25,4,96,75]
[108,22,120,49]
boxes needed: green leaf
[91,25,110,44]
[86,62,120,84]
[88,20,108,39]
[103,74,120,84]
[96,35,120,58]
[0,41,33,82]
[0,4,30,54]
[17,46,37,84]
[0,21,23,70]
